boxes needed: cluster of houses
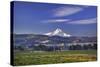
[32,42,97,51]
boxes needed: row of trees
[68,44,97,50]
[14,44,62,51]
[14,43,97,51]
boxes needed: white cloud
[53,6,84,17]
[41,18,97,24]
[68,18,97,24]
[42,19,70,23]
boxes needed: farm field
[13,50,97,66]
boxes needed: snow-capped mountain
[45,28,71,37]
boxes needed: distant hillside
[14,34,97,46]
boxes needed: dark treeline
[14,43,97,51]
[68,44,97,50]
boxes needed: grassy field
[14,50,97,66]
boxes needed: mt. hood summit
[44,28,71,37]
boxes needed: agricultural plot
[14,50,97,66]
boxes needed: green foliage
[14,50,97,66]
[17,45,25,51]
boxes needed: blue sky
[13,1,97,37]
